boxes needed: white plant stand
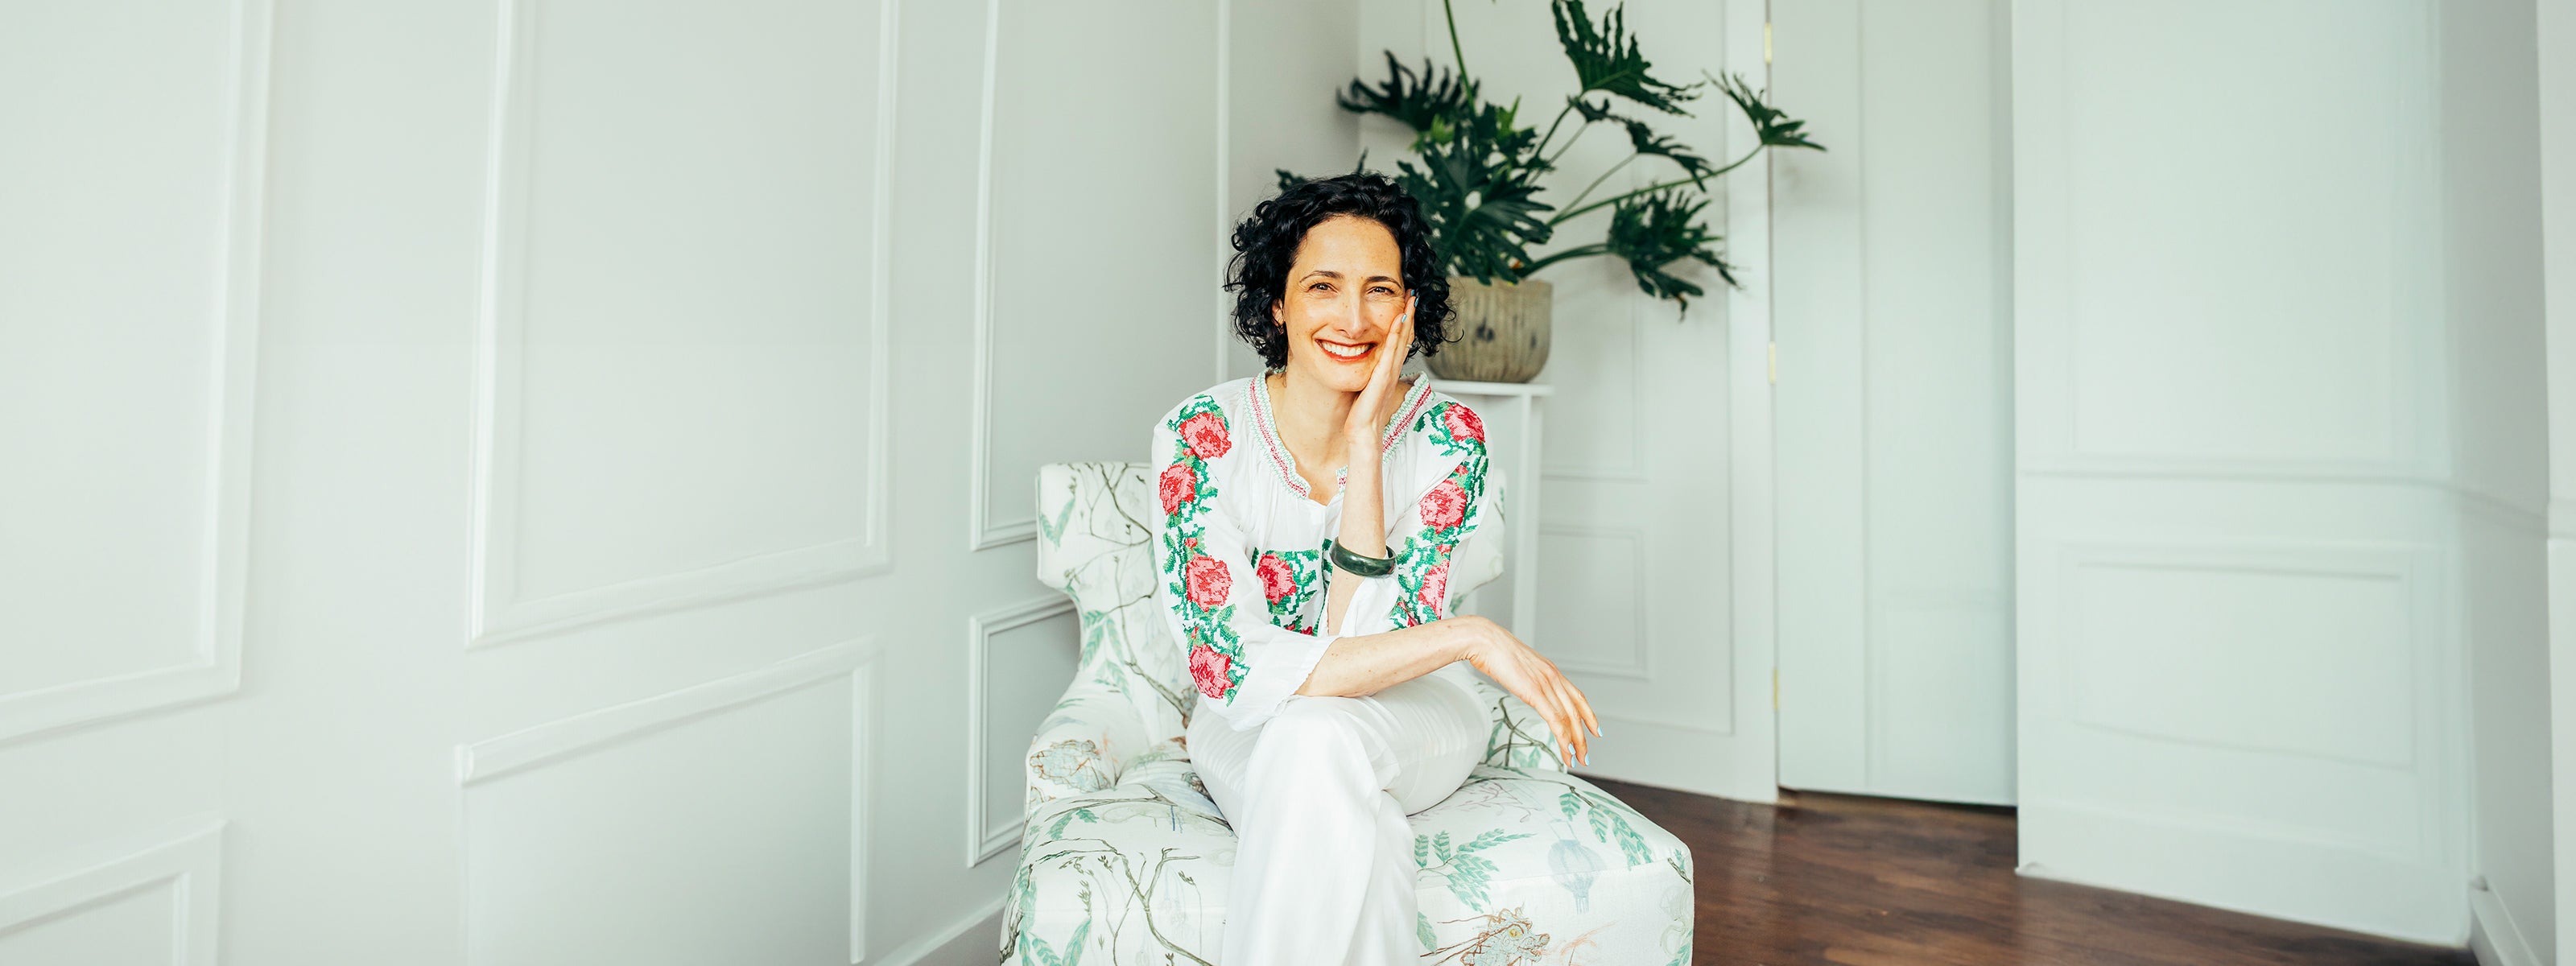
[1423,377,1552,638]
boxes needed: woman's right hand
[1451,616,1599,767]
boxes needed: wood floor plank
[1585,778,2475,966]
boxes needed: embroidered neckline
[1246,374,1433,504]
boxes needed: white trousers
[1187,669,1489,965]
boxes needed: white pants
[1187,668,1489,965]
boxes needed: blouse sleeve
[1151,396,1338,733]
[1329,398,1498,638]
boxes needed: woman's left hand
[1342,293,1417,444]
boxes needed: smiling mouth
[1319,340,1374,361]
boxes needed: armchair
[1000,461,1694,965]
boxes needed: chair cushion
[1000,760,1694,966]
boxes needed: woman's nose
[1328,296,1372,336]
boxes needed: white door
[1361,0,1778,801]
[1770,0,2017,806]
[2011,0,2468,943]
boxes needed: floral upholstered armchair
[1001,461,1695,966]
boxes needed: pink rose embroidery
[1255,553,1294,604]
[1158,462,1197,515]
[1179,412,1231,459]
[1418,561,1450,616]
[1419,479,1468,530]
[1184,555,1232,607]
[1188,643,1233,699]
[1443,405,1484,444]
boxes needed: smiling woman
[1149,171,1600,964]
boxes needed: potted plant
[1282,0,1823,383]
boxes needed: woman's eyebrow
[1297,270,1402,286]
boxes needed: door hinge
[1763,21,1773,64]
[1767,341,1777,384]
[1771,668,1779,709]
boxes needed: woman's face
[1272,214,1410,394]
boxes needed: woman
[1150,171,1600,965]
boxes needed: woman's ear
[1269,300,1284,328]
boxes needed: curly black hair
[1224,171,1453,369]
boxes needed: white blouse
[1149,374,1503,732]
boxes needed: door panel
[1395,0,1777,800]
[1772,0,2017,806]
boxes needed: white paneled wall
[2008,0,2558,946]
[0,1,1356,964]
[970,0,1224,551]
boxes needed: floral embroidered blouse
[1150,374,1501,732]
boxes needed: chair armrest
[1470,679,1570,773]
[1022,673,1154,812]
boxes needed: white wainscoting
[967,0,1228,551]
[0,821,225,966]
[0,0,269,745]
[2012,0,2470,942]
[458,640,877,964]
[2014,1,2442,481]
[1538,300,1649,485]
[1532,524,1651,682]
[466,0,898,649]
[964,596,1080,866]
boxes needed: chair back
[1034,462,1193,744]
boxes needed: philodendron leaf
[1552,0,1701,116]
[1709,71,1826,151]
[1604,189,1735,312]
[1573,97,1715,186]
[1338,51,1480,139]
[1393,100,1555,282]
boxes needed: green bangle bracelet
[1327,539,1398,578]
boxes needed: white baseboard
[2470,878,2545,966]
[873,893,1009,966]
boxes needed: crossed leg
[1187,672,1489,965]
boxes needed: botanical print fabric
[1012,454,1693,965]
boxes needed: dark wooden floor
[1588,778,2477,966]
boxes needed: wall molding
[465,0,898,650]
[2015,0,2442,486]
[0,819,225,963]
[968,0,1228,551]
[455,640,878,962]
[456,638,877,786]
[1542,278,1652,484]
[1208,0,1236,386]
[2049,538,2436,773]
[1536,524,1651,681]
[965,0,1024,551]
[0,0,270,747]
[2026,460,2552,535]
[964,596,1078,866]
